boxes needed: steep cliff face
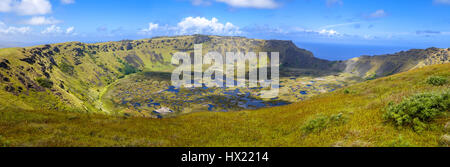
[261,40,337,70]
[0,35,448,112]
[342,47,450,78]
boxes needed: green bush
[120,63,138,75]
[301,113,347,134]
[59,62,75,75]
[117,58,139,75]
[36,78,54,88]
[344,89,351,94]
[383,90,449,132]
[426,76,448,86]
[365,74,378,81]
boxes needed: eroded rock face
[341,48,450,78]
[194,35,212,44]
[440,134,450,146]
[0,73,10,82]
[4,85,15,93]
[262,40,335,70]
[125,54,144,68]
[0,60,10,70]
[20,56,37,65]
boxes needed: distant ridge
[340,47,450,78]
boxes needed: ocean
[295,42,417,61]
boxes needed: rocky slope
[341,47,450,79]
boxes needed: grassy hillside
[0,35,332,113]
[1,63,448,147]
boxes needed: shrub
[117,58,139,75]
[120,63,138,75]
[301,113,347,134]
[365,74,377,81]
[36,78,54,88]
[426,76,448,86]
[344,89,351,94]
[59,62,75,75]
[383,90,449,132]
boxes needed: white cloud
[320,22,361,29]
[434,0,450,5]
[363,34,374,40]
[318,29,339,36]
[0,21,31,34]
[0,0,52,15]
[66,26,74,34]
[140,23,159,34]
[139,17,242,36]
[41,25,75,35]
[177,17,241,35]
[326,0,343,7]
[0,0,13,12]
[191,0,212,6]
[213,0,279,9]
[367,9,387,19]
[24,16,61,25]
[246,25,342,38]
[0,26,32,34]
[16,0,52,15]
[41,25,62,34]
[292,27,340,36]
[61,0,75,4]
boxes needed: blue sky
[0,0,450,50]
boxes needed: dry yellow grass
[0,64,449,147]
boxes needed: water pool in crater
[101,71,358,118]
